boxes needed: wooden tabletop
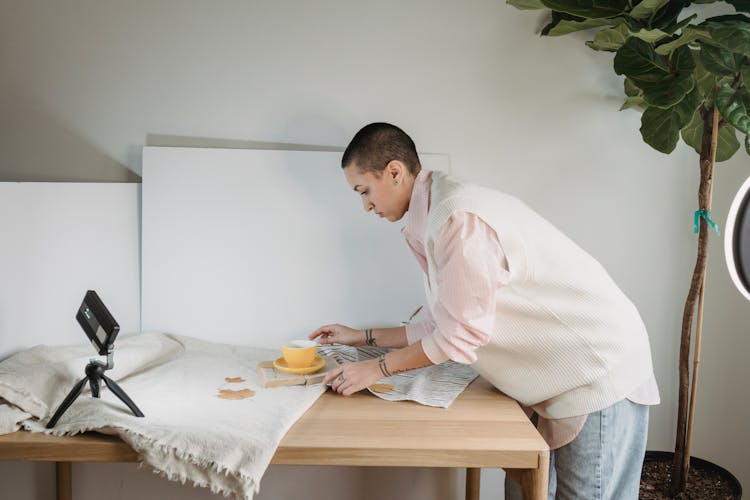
[274,377,547,468]
[0,378,548,469]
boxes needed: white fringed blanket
[0,332,325,499]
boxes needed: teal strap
[694,209,721,236]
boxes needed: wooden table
[0,378,549,500]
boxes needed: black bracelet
[378,354,392,378]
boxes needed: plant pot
[640,450,742,499]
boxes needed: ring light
[725,175,750,302]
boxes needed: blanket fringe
[38,422,262,499]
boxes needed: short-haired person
[311,122,659,499]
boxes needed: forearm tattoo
[378,354,430,378]
[365,328,377,346]
[390,363,430,375]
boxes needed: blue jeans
[505,399,649,500]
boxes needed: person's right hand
[309,324,363,346]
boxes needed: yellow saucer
[273,355,325,375]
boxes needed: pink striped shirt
[403,169,659,449]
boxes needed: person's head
[341,123,422,222]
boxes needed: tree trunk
[670,105,720,495]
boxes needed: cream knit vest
[424,172,655,419]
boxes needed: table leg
[465,467,480,500]
[56,461,72,500]
[505,449,550,500]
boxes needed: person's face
[343,161,410,222]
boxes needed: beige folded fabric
[0,399,30,434]
[0,333,325,499]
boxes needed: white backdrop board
[141,147,449,347]
[0,183,140,359]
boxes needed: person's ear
[385,160,404,186]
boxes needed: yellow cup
[281,340,317,368]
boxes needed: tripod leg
[89,377,100,398]
[101,375,144,417]
[46,377,89,428]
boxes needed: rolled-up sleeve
[424,212,509,365]
[405,307,436,345]
[406,308,453,364]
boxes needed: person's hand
[323,359,382,396]
[309,323,363,346]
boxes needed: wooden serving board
[257,356,340,388]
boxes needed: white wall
[1,0,748,498]
[0,183,141,359]
[139,148,447,346]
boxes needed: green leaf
[546,17,620,36]
[700,15,750,55]
[624,77,643,97]
[630,0,670,20]
[742,63,750,86]
[681,108,705,153]
[717,84,750,133]
[746,133,750,154]
[622,78,648,110]
[640,110,680,153]
[621,95,646,110]
[726,0,750,14]
[622,78,647,110]
[542,12,620,36]
[587,24,670,52]
[693,52,718,103]
[713,126,740,161]
[655,25,712,56]
[662,14,699,36]
[632,28,671,44]
[717,126,742,161]
[640,87,702,153]
[507,0,547,9]
[650,3,690,32]
[681,110,741,161]
[700,44,746,75]
[540,0,629,19]
[673,87,702,125]
[615,37,670,82]
[616,40,696,107]
[642,75,696,107]
[587,24,629,51]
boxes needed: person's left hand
[323,358,382,396]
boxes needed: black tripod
[46,352,144,428]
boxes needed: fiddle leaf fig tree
[507,0,750,494]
